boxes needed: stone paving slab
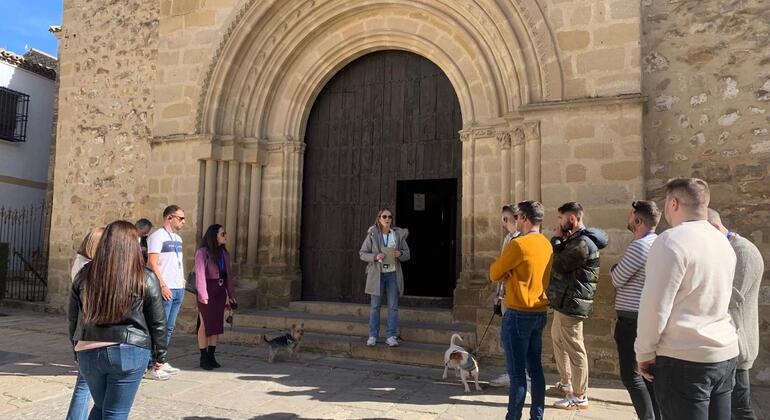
[0,306,767,419]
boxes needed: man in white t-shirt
[146,204,186,379]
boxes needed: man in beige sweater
[636,177,739,419]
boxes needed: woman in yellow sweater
[489,200,553,420]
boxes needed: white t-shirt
[147,228,185,289]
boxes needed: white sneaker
[489,373,509,387]
[144,368,170,381]
[159,363,180,375]
[366,337,377,346]
[386,336,399,347]
[554,395,589,411]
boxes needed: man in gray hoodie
[707,209,763,420]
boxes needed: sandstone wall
[47,0,160,308]
[642,0,770,384]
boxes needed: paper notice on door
[414,193,425,211]
[381,246,396,266]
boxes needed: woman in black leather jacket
[68,220,168,419]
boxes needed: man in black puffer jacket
[546,202,608,411]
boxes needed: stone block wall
[642,0,770,385]
[544,0,641,98]
[47,0,160,309]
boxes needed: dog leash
[471,312,497,358]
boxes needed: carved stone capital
[524,121,541,142]
[512,127,526,146]
[496,132,512,150]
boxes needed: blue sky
[0,0,62,57]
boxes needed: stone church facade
[47,0,769,383]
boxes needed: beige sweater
[635,220,739,363]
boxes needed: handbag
[185,271,197,295]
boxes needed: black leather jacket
[68,266,168,364]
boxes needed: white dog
[442,333,481,392]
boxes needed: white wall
[0,61,55,208]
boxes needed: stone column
[497,131,512,205]
[202,160,217,229]
[459,131,475,274]
[226,161,239,256]
[525,122,542,201]
[513,128,526,203]
[236,163,251,264]
[215,160,228,223]
[247,163,262,265]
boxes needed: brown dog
[262,323,305,363]
[442,333,481,392]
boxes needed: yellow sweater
[489,233,553,312]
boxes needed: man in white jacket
[636,177,738,419]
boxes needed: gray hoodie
[359,225,410,297]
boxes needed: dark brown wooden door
[301,50,462,303]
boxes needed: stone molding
[196,0,565,139]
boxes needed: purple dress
[194,247,235,336]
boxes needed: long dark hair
[199,224,226,259]
[82,221,145,324]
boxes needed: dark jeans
[732,369,757,420]
[500,309,546,420]
[77,344,150,420]
[654,355,736,420]
[614,317,660,420]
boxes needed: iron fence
[0,202,50,302]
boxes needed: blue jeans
[501,310,547,420]
[162,288,185,346]
[66,371,91,420]
[369,271,398,338]
[77,344,151,420]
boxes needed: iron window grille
[0,86,30,143]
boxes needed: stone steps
[177,301,478,368]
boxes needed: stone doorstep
[228,309,477,346]
[288,301,454,324]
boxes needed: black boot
[199,348,213,370]
[207,346,221,368]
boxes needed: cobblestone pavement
[0,307,766,419]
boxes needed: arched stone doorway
[301,50,462,304]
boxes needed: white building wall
[0,61,55,208]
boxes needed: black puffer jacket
[68,265,168,364]
[547,227,609,318]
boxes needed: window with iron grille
[0,86,30,143]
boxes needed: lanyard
[382,231,391,247]
[642,230,655,239]
[218,250,226,272]
[527,229,540,234]
[163,227,181,268]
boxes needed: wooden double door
[300,50,462,304]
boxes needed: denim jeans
[732,369,757,420]
[162,288,185,346]
[654,355,736,420]
[65,371,91,420]
[369,271,398,338]
[614,316,660,420]
[77,344,151,420]
[500,309,546,420]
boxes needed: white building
[0,48,57,208]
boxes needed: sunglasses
[171,215,185,221]
[380,214,393,219]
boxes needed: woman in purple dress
[194,224,236,370]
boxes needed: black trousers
[654,356,736,420]
[732,368,757,420]
[614,317,660,420]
